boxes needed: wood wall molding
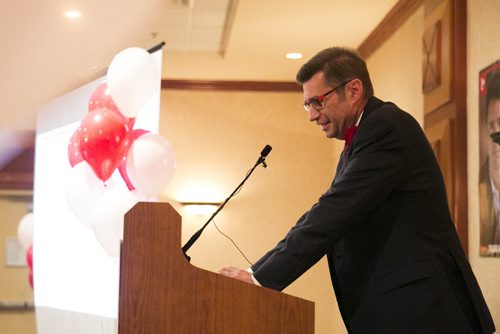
[449,0,468,254]
[0,171,33,191]
[358,0,424,59]
[0,131,35,191]
[161,79,302,92]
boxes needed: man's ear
[347,79,364,102]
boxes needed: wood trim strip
[450,0,468,255]
[358,0,424,59]
[161,79,302,92]
[0,132,35,191]
[0,172,33,191]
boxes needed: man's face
[488,98,500,188]
[302,72,356,139]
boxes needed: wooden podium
[118,202,315,333]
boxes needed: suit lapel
[335,152,347,177]
[334,96,385,177]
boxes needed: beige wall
[366,6,424,125]
[467,0,500,325]
[158,89,346,334]
[0,198,35,333]
[366,0,500,328]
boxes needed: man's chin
[321,126,338,139]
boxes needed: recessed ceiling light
[286,53,303,59]
[64,10,81,19]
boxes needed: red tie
[344,126,358,151]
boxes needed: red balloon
[88,82,120,113]
[68,130,84,167]
[89,81,135,129]
[89,81,136,130]
[26,243,33,270]
[77,108,131,182]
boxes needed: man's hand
[218,266,255,285]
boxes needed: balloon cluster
[65,47,176,257]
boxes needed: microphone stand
[182,155,268,261]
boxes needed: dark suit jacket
[251,97,495,333]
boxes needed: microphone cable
[212,218,254,267]
[210,166,261,266]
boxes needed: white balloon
[90,190,139,258]
[17,212,34,250]
[126,133,176,197]
[65,162,115,228]
[107,47,159,118]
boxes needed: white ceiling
[0,0,399,131]
[152,0,233,52]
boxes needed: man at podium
[220,47,495,333]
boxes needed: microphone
[257,144,272,167]
[261,144,272,157]
[182,145,272,261]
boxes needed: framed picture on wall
[479,60,500,257]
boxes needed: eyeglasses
[303,80,352,112]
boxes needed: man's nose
[308,108,320,122]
